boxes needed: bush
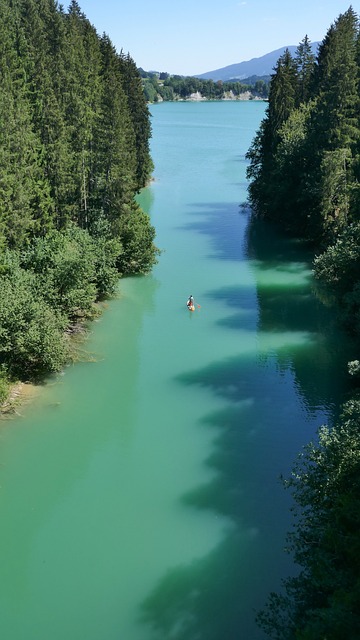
[314,223,360,332]
[257,399,360,639]
[117,203,160,275]
[0,263,69,377]
[21,226,98,319]
[0,366,10,405]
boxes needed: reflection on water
[246,217,354,416]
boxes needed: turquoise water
[0,101,353,639]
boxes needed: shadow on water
[182,204,354,415]
[140,352,310,640]
[179,202,249,261]
[180,202,355,415]
[207,284,258,333]
[140,214,356,640]
[245,217,355,416]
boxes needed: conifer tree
[0,0,158,386]
[19,0,74,228]
[62,1,102,228]
[0,0,53,246]
[119,52,154,190]
[294,35,316,105]
[246,50,298,222]
[306,8,359,238]
[267,50,298,147]
[92,35,137,234]
[247,7,360,243]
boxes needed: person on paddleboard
[187,295,195,310]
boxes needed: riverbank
[152,91,267,103]
[0,296,116,418]
[0,382,41,418]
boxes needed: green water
[0,102,354,640]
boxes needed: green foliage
[294,35,316,104]
[141,71,269,102]
[119,52,154,190]
[247,7,360,323]
[0,0,156,245]
[117,203,160,275]
[21,226,98,318]
[314,222,360,331]
[142,77,159,103]
[21,224,123,314]
[0,254,69,377]
[268,50,298,143]
[0,0,158,386]
[0,221,124,379]
[0,366,10,405]
[348,359,360,376]
[89,220,123,298]
[247,9,360,244]
[319,148,351,237]
[246,49,300,225]
[257,399,360,639]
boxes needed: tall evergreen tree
[294,35,316,105]
[18,0,74,228]
[119,52,154,190]
[92,35,137,234]
[267,49,298,147]
[62,1,102,228]
[246,50,298,222]
[0,0,53,246]
[306,8,359,238]
[247,7,360,243]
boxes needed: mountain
[195,43,319,82]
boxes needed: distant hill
[195,43,319,82]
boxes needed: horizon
[144,43,319,77]
[78,0,355,76]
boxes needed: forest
[140,70,270,102]
[0,0,158,403]
[246,7,360,639]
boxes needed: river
[0,101,353,640]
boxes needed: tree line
[246,7,360,638]
[140,70,269,102]
[0,0,158,402]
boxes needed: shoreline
[0,381,41,418]
[150,94,267,104]
[0,300,109,420]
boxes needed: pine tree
[311,8,359,151]
[294,35,316,105]
[19,0,74,228]
[306,8,360,238]
[91,35,137,235]
[0,0,53,246]
[119,52,154,190]
[62,2,102,228]
[246,50,298,222]
[267,50,298,149]
[247,8,360,243]
[0,0,157,386]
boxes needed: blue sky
[77,1,357,75]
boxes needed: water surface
[0,101,353,640]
